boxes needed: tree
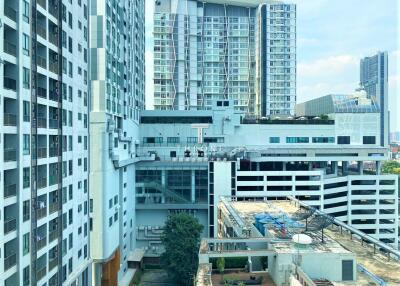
[161,212,204,286]
[217,257,225,274]
[382,161,400,174]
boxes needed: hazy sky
[145,0,400,131]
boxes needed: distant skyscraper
[89,0,145,284]
[360,51,389,147]
[153,0,296,116]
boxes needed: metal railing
[37,25,47,39]
[4,184,17,198]
[49,119,59,129]
[37,147,47,159]
[4,40,17,56]
[4,77,17,91]
[37,55,47,69]
[37,178,47,189]
[36,266,47,281]
[4,113,17,126]
[4,6,17,22]
[49,203,58,214]
[37,207,47,219]
[4,148,17,162]
[4,218,17,234]
[38,117,47,128]
[49,4,58,18]
[49,90,59,102]
[37,236,47,250]
[49,61,58,74]
[49,258,58,270]
[49,175,58,186]
[49,229,58,242]
[49,147,59,157]
[4,253,17,270]
[37,87,47,99]
[49,32,58,46]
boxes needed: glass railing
[4,148,17,162]
[37,87,47,99]
[4,253,17,270]
[37,25,47,39]
[37,117,47,128]
[4,40,17,56]
[4,218,17,234]
[4,5,17,22]
[4,77,17,91]
[4,113,17,126]
[37,178,47,189]
[37,147,47,159]
[36,266,47,281]
[4,184,16,198]
[37,55,47,69]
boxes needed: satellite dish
[292,234,312,245]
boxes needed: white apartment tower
[89,0,145,285]
[153,0,296,116]
[0,0,90,285]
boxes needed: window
[23,265,30,285]
[23,0,29,23]
[337,136,350,144]
[23,134,30,155]
[23,167,30,188]
[23,233,30,255]
[23,68,30,89]
[68,61,73,77]
[68,111,73,126]
[167,137,180,144]
[269,137,280,143]
[363,136,376,144]
[204,137,224,143]
[143,137,163,144]
[312,137,335,143]
[23,200,30,221]
[68,12,73,28]
[23,34,30,55]
[286,137,309,143]
[187,137,198,144]
[23,101,30,122]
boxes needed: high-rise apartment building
[153,0,296,116]
[0,0,90,285]
[360,51,389,147]
[89,0,145,285]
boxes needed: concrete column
[191,170,195,203]
[332,161,338,175]
[376,161,381,175]
[161,169,166,203]
[358,161,364,175]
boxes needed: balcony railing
[4,184,17,198]
[49,62,58,74]
[4,40,17,56]
[49,229,58,242]
[49,4,58,18]
[37,178,47,189]
[49,90,59,102]
[49,203,59,214]
[37,87,47,99]
[49,119,59,129]
[48,258,57,270]
[4,253,17,270]
[49,147,59,157]
[37,0,46,9]
[37,147,47,159]
[4,148,17,162]
[4,218,17,234]
[4,76,17,91]
[37,236,47,250]
[4,6,17,22]
[37,25,46,39]
[49,32,58,46]
[37,117,47,128]
[37,55,47,69]
[37,207,47,219]
[4,113,17,126]
[37,266,47,281]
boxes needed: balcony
[4,113,17,126]
[49,119,59,129]
[49,147,59,157]
[37,87,47,99]
[49,229,58,242]
[37,117,47,128]
[37,266,47,281]
[37,55,47,69]
[37,178,47,189]
[49,30,58,46]
[49,203,59,214]
[4,76,16,91]
[4,184,16,199]
[37,24,47,39]
[4,148,17,162]
[4,253,17,270]
[48,0,59,18]
[4,40,17,57]
[37,235,47,250]
[37,147,47,159]
[48,257,57,270]
[38,0,46,9]
[4,218,17,234]
[4,5,17,22]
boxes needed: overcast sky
[144,0,400,131]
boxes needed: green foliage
[217,257,225,274]
[160,213,204,286]
[320,114,329,120]
[238,282,246,286]
[382,161,400,174]
[210,257,248,269]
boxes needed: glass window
[23,68,30,89]
[363,136,376,144]
[337,136,350,144]
[23,101,30,122]
[23,34,30,55]
[269,137,280,143]
[167,137,180,144]
[23,233,30,255]
[23,200,30,221]
[23,167,30,188]
[312,137,335,143]
[23,134,30,155]
[286,137,309,143]
[23,0,29,23]
[187,137,198,144]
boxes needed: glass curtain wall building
[153,0,296,116]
